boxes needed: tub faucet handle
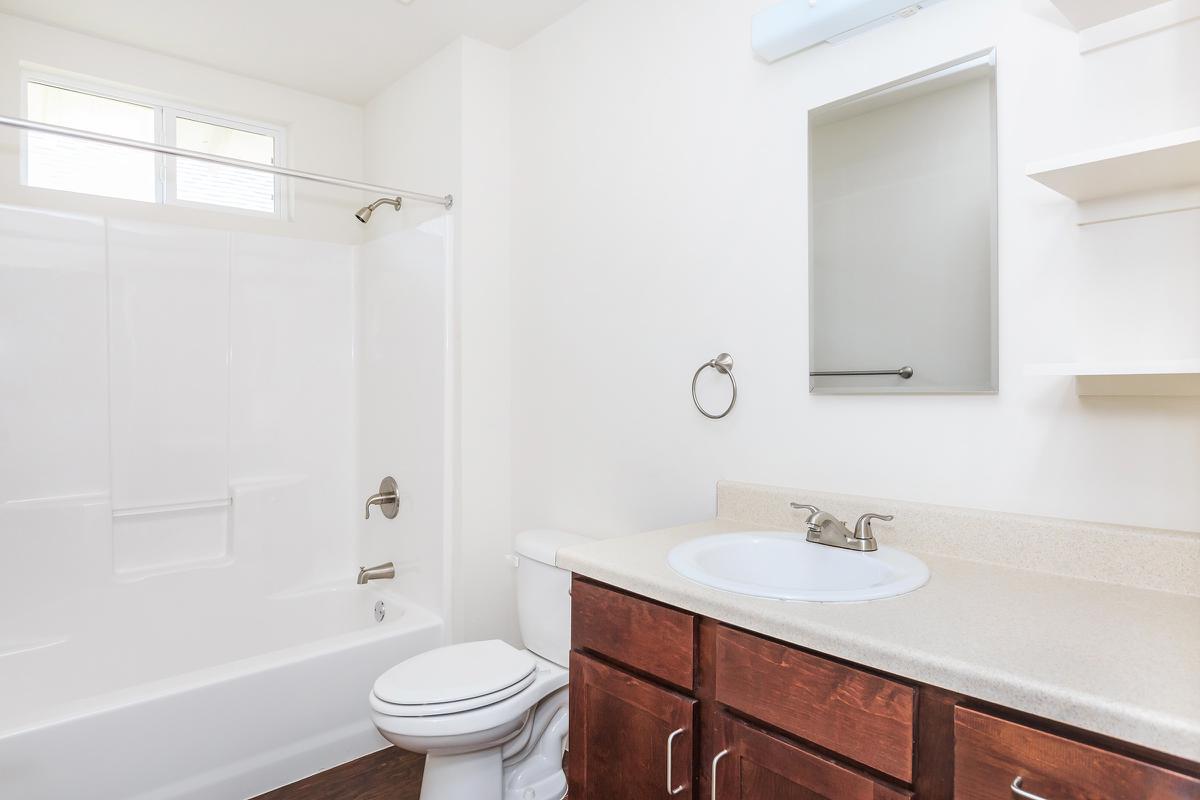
[365,476,400,519]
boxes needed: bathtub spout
[357,562,395,585]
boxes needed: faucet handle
[791,503,825,533]
[790,503,821,530]
[853,513,893,541]
[365,476,400,520]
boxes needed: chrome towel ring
[692,353,737,419]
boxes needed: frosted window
[22,77,283,215]
[25,82,157,202]
[173,117,276,213]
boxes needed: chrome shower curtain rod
[0,114,454,210]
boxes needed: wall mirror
[808,51,998,394]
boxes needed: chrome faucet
[789,502,893,553]
[357,562,395,584]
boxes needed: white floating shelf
[1050,0,1173,30]
[1027,359,1200,396]
[1026,127,1200,224]
[1049,0,1200,53]
[1027,128,1200,200]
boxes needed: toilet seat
[372,640,538,718]
[372,670,538,717]
[371,654,568,741]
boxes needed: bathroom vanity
[567,577,1198,799]
[561,483,1200,800]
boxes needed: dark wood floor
[252,748,424,800]
[252,746,567,800]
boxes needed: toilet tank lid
[514,529,593,566]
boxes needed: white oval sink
[667,531,930,602]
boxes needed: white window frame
[20,69,288,219]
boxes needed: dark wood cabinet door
[711,715,912,800]
[569,651,697,800]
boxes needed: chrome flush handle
[667,728,686,795]
[1011,777,1050,800]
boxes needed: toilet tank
[514,529,593,668]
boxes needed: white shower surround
[0,204,454,797]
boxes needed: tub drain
[374,600,386,622]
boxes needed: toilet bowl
[369,530,591,800]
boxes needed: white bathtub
[0,582,443,800]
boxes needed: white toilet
[369,529,591,800]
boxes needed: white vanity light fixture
[752,0,949,62]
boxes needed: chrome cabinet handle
[667,728,686,795]
[711,749,730,800]
[1011,777,1050,800]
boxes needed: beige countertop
[557,517,1200,763]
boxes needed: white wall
[364,39,464,239]
[365,37,515,644]
[458,38,516,645]
[357,220,453,618]
[361,41,463,629]
[0,13,366,243]
[509,0,1200,541]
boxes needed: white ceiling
[0,0,587,104]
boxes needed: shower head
[355,196,403,223]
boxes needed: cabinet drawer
[571,578,696,690]
[714,715,912,800]
[954,707,1200,800]
[714,625,916,782]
